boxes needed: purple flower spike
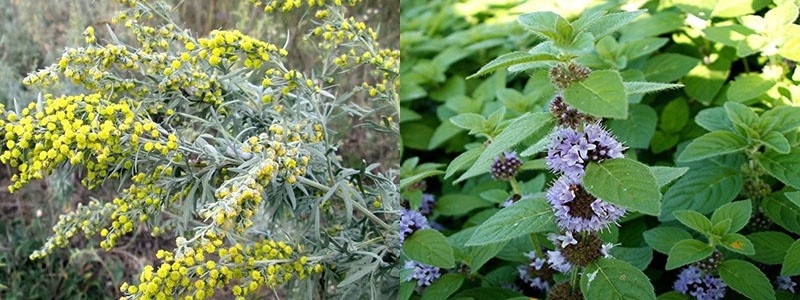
[546,123,626,179]
[517,252,552,291]
[777,276,797,293]
[400,209,430,243]
[546,176,625,232]
[404,260,441,287]
[674,266,727,300]
[546,250,572,273]
[420,193,436,216]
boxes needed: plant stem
[509,177,522,195]
[297,176,392,230]
[529,233,544,258]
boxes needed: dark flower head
[550,95,595,128]
[547,232,614,268]
[399,209,429,243]
[549,63,591,90]
[546,123,626,180]
[548,281,584,300]
[404,260,441,287]
[491,151,523,180]
[546,176,625,232]
[674,266,727,300]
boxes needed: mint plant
[400,1,800,299]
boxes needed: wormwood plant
[400,1,800,299]
[0,0,400,299]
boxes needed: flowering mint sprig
[673,266,727,300]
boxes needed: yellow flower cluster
[248,0,361,13]
[204,129,314,232]
[198,30,287,70]
[121,237,323,300]
[30,200,116,259]
[312,15,376,50]
[0,93,161,191]
[101,167,181,250]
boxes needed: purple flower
[546,175,625,232]
[777,276,797,293]
[516,252,551,291]
[404,260,441,287]
[674,266,727,300]
[546,250,572,273]
[491,151,523,180]
[400,209,430,243]
[546,123,626,179]
[420,193,436,216]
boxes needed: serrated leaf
[711,200,752,233]
[673,210,713,234]
[403,229,455,268]
[517,11,572,43]
[445,147,482,179]
[695,107,735,132]
[583,158,662,215]
[624,82,683,95]
[748,231,794,264]
[755,148,800,189]
[677,131,749,162]
[725,101,759,135]
[660,158,743,220]
[650,166,689,187]
[449,113,485,132]
[457,113,554,182]
[718,259,776,300]
[581,258,656,300]
[586,10,646,41]
[644,227,693,254]
[562,70,628,119]
[782,240,800,276]
[466,196,556,246]
[720,233,755,255]
[666,239,714,270]
[727,73,776,103]
[421,273,465,300]
[468,52,557,79]
[761,131,791,154]
[758,105,800,134]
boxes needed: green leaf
[684,57,731,105]
[718,259,776,300]
[436,194,493,216]
[660,98,690,133]
[517,12,573,43]
[650,131,679,153]
[748,231,794,264]
[782,240,800,276]
[673,0,717,19]
[467,240,507,273]
[666,239,714,270]
[725,101,759,135]
[757,105,800,134]
[660,159,743,220]
[761,131,790,154]
[457,113,554,182]
[780,37,800,61]
[403,229,456,268]
[642,53,700,83]
[399,170,444,190]
[673,210,713,234]
[465,196,556,246]
[586,10,646,41]
[644,227,693,254]
[610,247,653,270]
[449,113,485,132]
[399,281,415,300]
[624,82,683,95]
[400,107,421,123]
[695,107,734,132]
[755,148,800,189]
[429,121,463,150]
[727,73,776,103]
[720,233,755,255]
[711,0,770,17]
[711,200,752,233]
[657,291,690,300]
[583,158,662,215]
[762,192,800,234]
[620,12,684,42]
[703,24,755,49]
[581,258,656,300]
[562,70,628,119]
[445,147,482,179]
[677,131,748,162]
[421,274,465,300]
[650,166,690,187]
[453,287,523,299]
[468,52,557,79]
[764,1,799,32]
[607,104,657,149]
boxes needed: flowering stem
[509,177,522,195]
[570,267,580,292]
[529,233,544,258]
